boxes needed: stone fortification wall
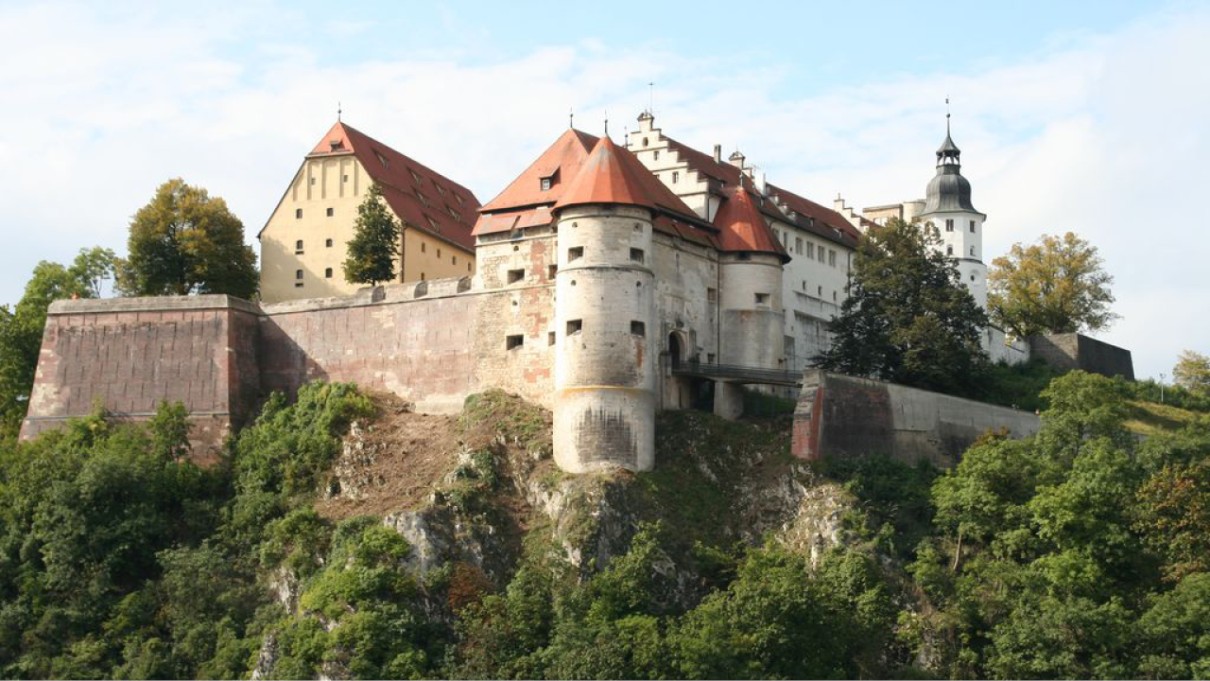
[792,370,1040,467]
[1029,333,1135,380]
[259,279,479,414]
[21,296,262,463]
[20,278,563,462]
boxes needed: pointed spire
[569,107,574,129]
[936,98,961,167]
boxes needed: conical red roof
[714,183,790,261]
[554,136,697,217]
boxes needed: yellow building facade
[259,122,480,303]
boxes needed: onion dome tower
[918,111,988,308]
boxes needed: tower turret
[551,136,665,472]
[919,111,988,308]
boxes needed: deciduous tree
[814,218,989,397]
[988,232,1116,338]
[343,183,400,287]
[0,248,115,437]
[1172,349,1210,396]
[116,179,258,299]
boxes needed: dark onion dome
[922,128,983,215]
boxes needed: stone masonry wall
[21,296,262,463]
[259,279,478,414]
[793,370,1040,467]
[1028,333,1135,380]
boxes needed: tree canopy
[0,248,115,438]
[343,183,400,287]
[1173,350,1210,397]
[988,231,1117,338]
[116,179,258,299]
[814,217,989,397]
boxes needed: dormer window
[329,139,343,151]
[540,177,552,191]
[540,169,558,191]
[374,151,388,167]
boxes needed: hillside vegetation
[0,373,1206,679]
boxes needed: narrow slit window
[548,331,556,346]
[506,335,524,350]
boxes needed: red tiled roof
[307,121,480,251]
[555,136,699,218]
[662,134,860,249]
[478,128,600,215]
[713,183,790,262]
[764,182,862,248]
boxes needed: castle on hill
[23,111,1128,473]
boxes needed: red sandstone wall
[21,296,261,463]
[259,284,479,413]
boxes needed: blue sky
[1,0,1206,381]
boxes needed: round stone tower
[551,137,658,473]
[918,113,989,308]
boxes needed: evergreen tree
[815,218,990,397]
[343,183,400,287]
[117,179,258,299]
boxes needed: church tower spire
[918,105,989,309]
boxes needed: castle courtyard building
[258,122,481,303]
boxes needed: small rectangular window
[568,246,583,261]
[326,207,334,217]
[630,321,646,336]
[507,269,524,284]
[807,243,815,258]
[795,237,803,255]
[452,255,457,265]
[548,264,558,279]
[421,243,426,253]
[707,287,718,303]
[629,248,644,263]
[671,171,679,183]
[506,335,524,350]
[567,319,582,335]
[437,248,442,258]
[828,250,837,267]
[653,150,660,160]
[295,208,303,219]
[969,220,976,232]
[324,267,333,278]
[540,177,552,191]
[295,282,304,288]
[295,240,304,254]
[755,293,770,305]
[548,331,556,346]
[342,174,348,182]
[325,238,333,247]
[946,218,954,232]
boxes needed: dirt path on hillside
[316,392,463,520]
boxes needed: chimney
[713,144,722,163]
[833,193,846,212]
[728,149,745,170]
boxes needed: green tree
[0,248,115,438]
[1173,349,1210,396]
[343,183,400,287]
[988,231,1117,338]
[116,179,258,299]
[815,217,990,396]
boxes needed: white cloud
[1,2,1205,380]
